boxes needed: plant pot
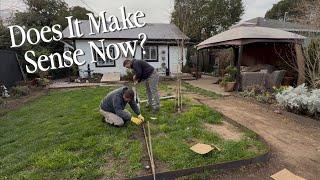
[224,82,236,92]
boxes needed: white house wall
[74,40,187,78]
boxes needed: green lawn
[0,83,267,179]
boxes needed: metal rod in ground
[147,121,156,180]
[180,78,183,111]
[139,96,176,104]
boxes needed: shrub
[31,78,51,87]
[225,65,238,78]
[90,73,103,83]
[240,85,276,104]
[220,65,237,86]
[215,49,234,76]
[10,86,30,97]
[36,78,50,87]
[221,75,233,86]
[121,69,134,81]
[276,84,320,118]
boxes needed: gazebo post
[295,44,306,85]
[233,46,239,66]
[236,45,243,91]
[196,50,199,79]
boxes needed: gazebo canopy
[197,26,306,50]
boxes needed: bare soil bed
[198,95,320,179]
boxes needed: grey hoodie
[100,86,141,121]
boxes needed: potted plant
[221,65,237,92]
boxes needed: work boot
[100,109,124,126]
[104,117,124,127]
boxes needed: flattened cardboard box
[190,143,214,155]
[271,169,306,180]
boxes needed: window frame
[95,47,116,67]
[141,45,158,62]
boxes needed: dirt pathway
[197,96,320,179]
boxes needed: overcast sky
[0,0,281,23]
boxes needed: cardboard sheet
[271,169,306,180]
[190,143,214,155]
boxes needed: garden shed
[0,50,25,88]
[196,25,306,90]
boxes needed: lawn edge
[128,104,271,180]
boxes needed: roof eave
[197,38,305,50]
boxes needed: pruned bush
[10,86,30,97]
[276,84,320,118]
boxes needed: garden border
[129,112,271,180]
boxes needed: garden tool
[132,82,140,109]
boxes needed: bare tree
[295,0,320,28]
[271,1,320,88]
[304,40,320,88]
[274,40,320,89]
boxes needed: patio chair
[240,70,286,90]
[266,70,286,89]
[241,71,267,90]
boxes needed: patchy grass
[183,82,220,99]
[146,101,266,170]
[0,87,143,179]
[0,83,267,179]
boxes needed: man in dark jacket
[100,86,144,126]
[123,59,160,112]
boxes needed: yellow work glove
[131,117,143,125]
[138,114,145,122]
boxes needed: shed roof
[62,21,189,40]
[236,17,320,33]
[197,26,306,50]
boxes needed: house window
[95,47,116,67]
[122,42,136,59]
[142,46,158,62]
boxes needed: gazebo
[196,25,306,90]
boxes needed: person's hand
[133,75,137,81]
[131,117,143,125]
[138,114,145,122]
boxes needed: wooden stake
[142,122,156,180]
[147,121,156,180]
[142,124,151,159]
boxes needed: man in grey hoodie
[123,59,160,112]
[100,86,144,126]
